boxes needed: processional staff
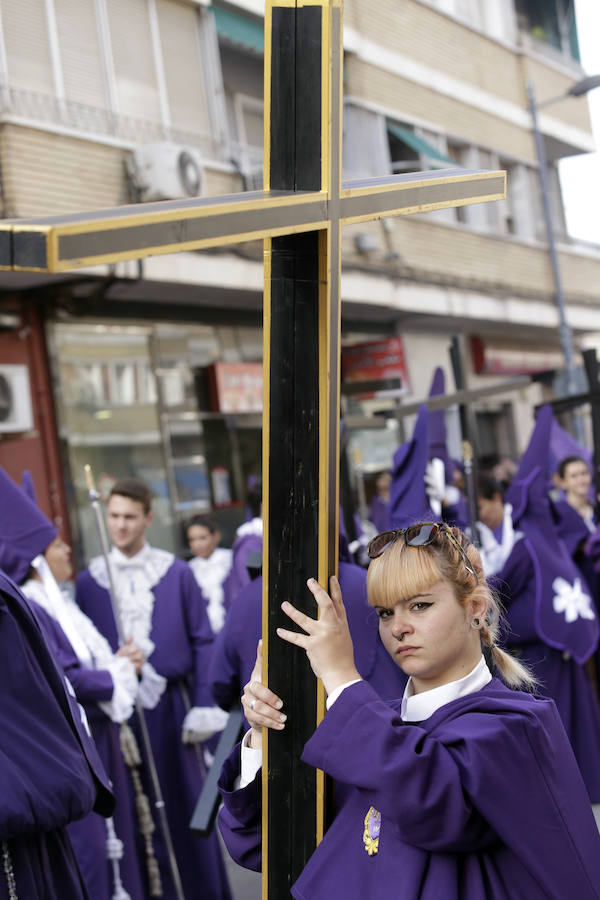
[450,337,479,544]
[83,465,185,900]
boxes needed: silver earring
[471,617,481,629]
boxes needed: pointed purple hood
[0,467,57,584]
[505,406,599,663]
[389,404,436,529]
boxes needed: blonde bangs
[366,541,445,609]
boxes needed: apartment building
[0,0,597,555]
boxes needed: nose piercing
[397,631,406,642]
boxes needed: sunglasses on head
[367,522,478,580]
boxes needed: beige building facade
[0,0,597,552]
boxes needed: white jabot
[89,544,170,708]
[89,544,174,657]
[189,547,233,633]
[401,655,491,722]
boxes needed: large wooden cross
[0,2,504,896]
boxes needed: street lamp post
[527,74,600,444]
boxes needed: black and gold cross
[0,2,504,896]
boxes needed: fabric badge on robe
[363,806,381,856]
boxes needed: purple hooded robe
[497,406,600,800]
[0,570,114,900]
[76,555,232,900]
[217,678,600,899]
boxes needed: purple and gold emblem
[363,806,381,856]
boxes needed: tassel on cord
[120,723,163,897]
[2,841,17,900]
[105,817,131,900]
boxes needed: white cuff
[326,679,362,709]
[138,662,167,709]
[98,656,138,724]
[182,706,229,744]
[239,728,263,789]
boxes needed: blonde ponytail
[488,643,537,690]
[479,597,538,691]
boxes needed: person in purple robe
[186,514,233,634]
[75,476,232,900]
[478,409,600,802]
[217,521,600,898]
[368,471,391,533]
[551,455,598,597]
[551,454,600,704]
[0,466,145,899]
[0,489,115,899]
[224,481,263,607]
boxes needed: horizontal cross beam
[0,169,504,272]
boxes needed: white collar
[401,655,491,722]
[236,518,263,539]
[110,543,152,567]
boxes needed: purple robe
[553,500,600,693]
[223,530,263,607]
[30,602,145,900]
[218,679,600,899]
[76,558,232,900]
[494,537,600,800]
[0,570,113,900]
[209,561,408,720]
[368,495,390,533]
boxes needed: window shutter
[54,0,107,109]
[2,0,54,95]
[106,0,161,121]
[156,0,209,140]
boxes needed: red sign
[342,337,409,388]
[207,362,263,413]
[471,336,563,376]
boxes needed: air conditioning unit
[132,143,205,202]
[0,365,34,433]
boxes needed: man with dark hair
[109,476,154,514]
[76,476,232,900]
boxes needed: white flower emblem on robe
[552,576,596,623]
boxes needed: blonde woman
[219,523,600,899]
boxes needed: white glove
[99,656,138,724]
[138,662,167,710]
[182,706,229,744]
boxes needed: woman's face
[374,579,484,693]
[45,537,73,583]
[559,460,591,501]
[187,524,219,559]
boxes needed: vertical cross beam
[261,1,342,895]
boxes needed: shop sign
[471,336,564,376]
[341,337,409,396]
[208,362,263,413]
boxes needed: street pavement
[218,829,261,900]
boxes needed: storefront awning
[212,4,264,55]
[387,121,455,168]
